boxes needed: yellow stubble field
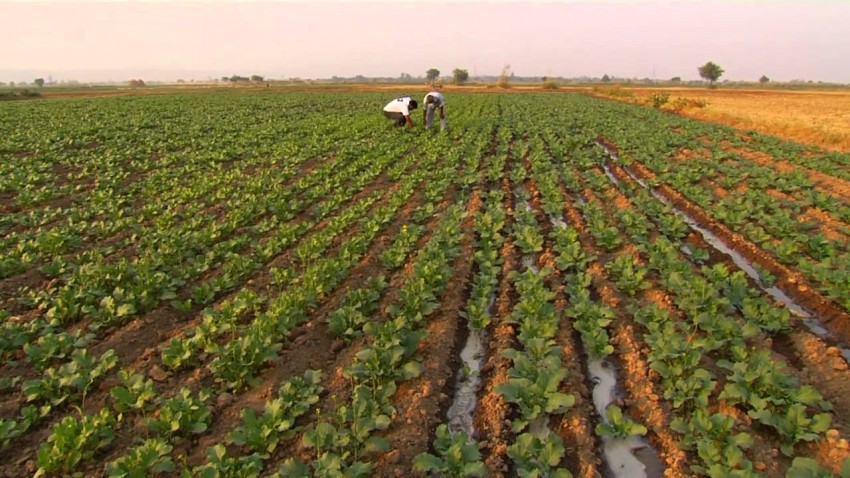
[622,87,850,152]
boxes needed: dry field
[604,87,850,152]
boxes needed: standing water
[447,328,487,436]
[589,358,664,478]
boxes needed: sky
[1,0,848,83]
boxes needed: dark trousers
[383,111,406,127]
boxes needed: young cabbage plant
[36,407,116,477]
[105,438,175,478]
[595,405,647,440]
[146,388,211,438]
[507,432,572,478]
[413,424,487,477]
[110,369,158,416]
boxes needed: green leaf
[412,453,443,472]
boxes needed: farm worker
[383,96,418,128]
[423,91,447,130]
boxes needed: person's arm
[404,114,413,128]
[439,105,445,119]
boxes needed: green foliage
[227,370,323,457]
[413,424,486,477]
[106,439,175,478]
[671,410,753,475]
[506,432,572,478]
[146,388,211,438]
[497,342,575,432]
[328,276,387,342]
[650,92,670,109]
[698,61,725,85]
[36,408,115,477]
[595,405,647,439]
[110,369,158,415]
[453,68,470,86]
[190,445,263,478]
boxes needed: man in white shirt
[383,96,418,128]
[423,91,446,130]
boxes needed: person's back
[383,96,418,127]
[422,92,446,130]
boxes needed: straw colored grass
[631,88,850,152]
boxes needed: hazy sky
[2,0,848,83]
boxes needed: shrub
[650,92,670,108]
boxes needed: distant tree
[251,75,264,82]
[425,68,440,83]
[601,74,611,83]
[9,81,15,87]
[128,79,146,87]
[697,61,724,87]
[34,78,45,87]
[670,76,682,83]
[497,65,511,88]
[399,72,412,81]
[759,75,770,84]
[452,68,469,85]
[221,76,229,82]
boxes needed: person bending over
[423,91,446,130]
[383,96,418,128]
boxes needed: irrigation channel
[597,144,850,366]
[535,193,663,477]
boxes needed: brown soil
[527,171,602,477]
[371,190,481,476]
[475,172,519,478]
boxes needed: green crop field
[2,91,850,477]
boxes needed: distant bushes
[668,97,710,112]
[649,92,670,108]
[542,78,560,90]
[0,89,42,101]
[592,85,709,112]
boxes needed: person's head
[409,99,418,111]
[425,95,436,105]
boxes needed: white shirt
[383,97,415,116]
[423,92,445,107]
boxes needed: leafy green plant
[227,370,322,457]
[496,360,575,432]
[506,432,572,478]
[106,438,175,477]
[208,324,282,391]
[749,404,831,456]
[24,348,117,406]
[36,407,116,477]
[605,253,649,296]
[514,222,544,255]
[189,444,263,478]
[671,410,753,475]
[24,329,94,371]
[110,369,158,415]
[146,388,211,438]
[595,405,647,439]
[413,424,486,477]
